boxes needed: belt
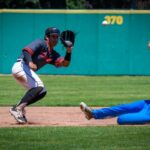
[16,59,23,62]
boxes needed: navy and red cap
[45,27,60,36]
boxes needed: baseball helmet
[45,27,60,37]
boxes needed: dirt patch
[0,107,117,127]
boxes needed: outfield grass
[0,75,150,106]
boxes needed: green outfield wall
[0,9,150,75]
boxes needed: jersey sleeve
[23,39,45,56]
[50,50,64,67]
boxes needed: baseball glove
[60,30,75,48]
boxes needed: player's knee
[117,115,130,125]
[117,117,124,125]
[40,91,47,99]
[37,81,44,87]
[40,87,47,97]
[37,87,47,100]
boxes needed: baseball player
[10,27,73,124]
[80,100,150,125]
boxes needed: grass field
[0,75,150,106]
[0,126,150,150]
[0,75,150,150]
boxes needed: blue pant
[92,100,150,125]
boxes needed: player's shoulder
[33,38,45,44]
[32,38,47,47]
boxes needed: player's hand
[29,62,37,71]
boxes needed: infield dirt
[0,107,117,127]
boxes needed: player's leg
[13,61,47,108]
[92,100,145,119]
[10,61,29,123]
[117,100,150,124]
[80,100,145,120]
[10,61,47,123]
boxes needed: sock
[17,87,45,107]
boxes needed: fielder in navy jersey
[80,100,150,125]
[10,27,73,124]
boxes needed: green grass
[0,126,150,150]
[0,75,150,150]
[0,75,150,106]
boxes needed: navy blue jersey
[19,39,64,70]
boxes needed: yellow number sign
[104,16,123,25]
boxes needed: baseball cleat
[80,102,93,120]
[9,107,27,124]
[22,109,28,123]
